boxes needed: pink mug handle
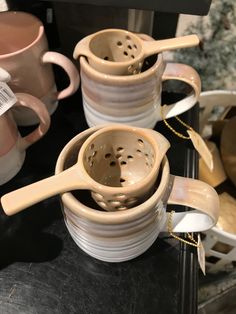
[15,93,51,149]
[41,51,80,100]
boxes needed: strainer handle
[142,34,200,57]
[157,62,201,121]
[1,166,89,216]
[162,175,219,233]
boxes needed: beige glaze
[73,28,199,75]
[1,125,169,214]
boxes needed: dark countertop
[0,91,199,314]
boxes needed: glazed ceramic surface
[53,126,219,262]
[79,53,201,128]
[1,125,169,214]
[73,28,199,75]
[0,11,80,125]
[0,93,50,185]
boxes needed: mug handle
[41,51,80,100]
[15,93,51,150]
[159,63,201,120]
[161,175,219,233]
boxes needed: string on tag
[167,210,200,248]
[161,105,213,171]
[161,105,193,140]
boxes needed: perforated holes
[117,147,124,152]
[92,151,97,157]
[136,149,142,156]
[127,45,132,50]
[120,161,127,166]
[114,193,126,200]
[104,56,109,60]
[127,155,133,160]
[138,139,144,146]
[110,161,116,167]
[105,153,111,159]
[126,197,137,206]
[120,178,126,183]
[116,154,122,159]
[117,41,122,46]
[115,205,127,211]
[108,200,121,207]
[133,44,137,49]
[123,51,128,56]
[126,35,131,40]
[131,55,135,59]
[97,201,108,209]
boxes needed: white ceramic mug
[0,93,50,185]
[0,11,80,126]
[54,126,219,262]
[76,32,201,129]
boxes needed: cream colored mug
[52,126,218,262]
[76,33,201,128]
[0,11,80,126]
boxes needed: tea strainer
[1,125,170,215]
[73,29,199,75]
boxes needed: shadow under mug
[0,11,80,126]
[55,126,219,262]
[79,50,201,129]
[0,93,50,185]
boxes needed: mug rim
[80,52,164,84]
[55,126,170,225]
[0,11,44,59]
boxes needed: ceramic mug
[76,32,201,129]
[54,126,219,262]
[0,11,80,126]
[0,93,50,185]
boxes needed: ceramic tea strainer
[73,28,200,75]
[1,125,170,215]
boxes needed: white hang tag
[0,82,17,116]
[197,233,206,275]
[187,130,213,171]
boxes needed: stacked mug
[73,29,201,128]
[0,12,220,263]
[0,11,80,185]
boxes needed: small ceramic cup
[79,53,201,128]
[54,126,219,262]
[0,93,50,185]
[0,11,80,126]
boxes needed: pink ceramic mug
[0,11,80,126]
[0,93,50,185]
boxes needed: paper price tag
[197,233,206,275]
[187,129,213,171]
[0,82,17,116]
